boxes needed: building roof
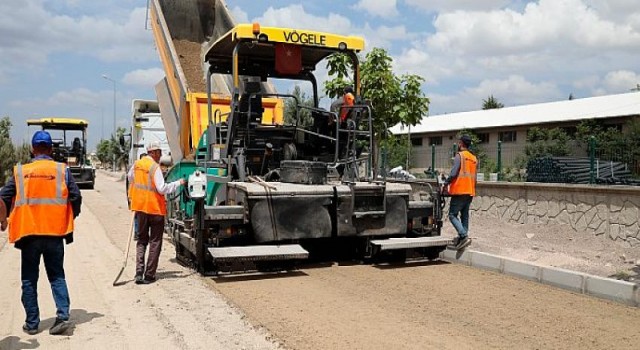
[391,92,640,135]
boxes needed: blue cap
[32,130,53,147]
[459,135,472,147]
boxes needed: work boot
[135,274,144,284]
[141,276,156,284]
[22,324,38,335]
[49,318,70,335]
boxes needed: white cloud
[427,0,640,56]
[353,0,399,18]
[364,24,413,49]
[394,48,457,85]
[230,6,249,23]
[572,70,640,96]
[10,88,114,108]
[572,75,601,90]
[464,75,560,104]
[0,0,156,81]
[602,70,640,92]
[427,76,562,114]
[404,0,511,13]
[254,5,354,35]
[585,0,640,24]
[122,68,165,88]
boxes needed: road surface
[0,171,638,349]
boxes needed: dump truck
[127,99,171,166]
[150,0,450,274]
[27,118,96,189]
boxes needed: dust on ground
[0,172,281,350]
[446,214,640,280]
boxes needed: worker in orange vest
[339,85,355,122]
[0,130,82,335]
[445,135,478,250]
[127,142,184,284]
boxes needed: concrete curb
[440,249,639,307]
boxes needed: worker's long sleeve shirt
[445,153,462,184]
[127,156,182,195]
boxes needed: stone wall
[471,182,640,246]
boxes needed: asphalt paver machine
[150,1,450,274]
[27,118,95,189]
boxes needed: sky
[1,0,640,150]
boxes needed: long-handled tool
[113,211,136,286]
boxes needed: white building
[391,92,640,171]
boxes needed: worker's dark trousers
[21,237,70,329]
[135,212,165,279]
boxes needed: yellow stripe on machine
[233,24,365,51]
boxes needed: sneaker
[447,236,459,248]
[455,236,471,250]
[22,323,38,335]
[49,318,70,335]
[134,274,144,284]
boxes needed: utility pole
[102,74,117,171]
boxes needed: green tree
[576,118,640,172]
[482,95,504,109]
[380,134,411,169]
[323,48,429,170]
[324,48,429,136]
[284,85,314,127]
[323,53,354,99]
[525,127,571,158]
[96,139,111,166]
[0,117,16,183]
[14,142,32,165]
[110,127,129,171]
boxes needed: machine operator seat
[239,81,264,127]
[72,137,82,158]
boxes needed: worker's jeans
[448,195,473,238]
[21,237,70,329]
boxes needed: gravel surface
[173,39,207,93]
[1,172,638,350]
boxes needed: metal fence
[419,139,639,184]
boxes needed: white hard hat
[146,141,161,152]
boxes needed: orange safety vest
[8,160,74,243]
[340,92,355,122]
[448,150,478,196]
[129,157,166,215]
